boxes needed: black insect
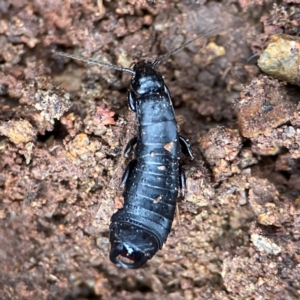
[54,30,213,269]
[109,58,194,269]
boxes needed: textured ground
[1,0,300,299]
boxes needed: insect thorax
[131,61,165,95]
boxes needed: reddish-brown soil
[1,1,300,299]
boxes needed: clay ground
[1,0,300,299]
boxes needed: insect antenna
[247,52,260,63]
[52,50,135,75]
[152,27,218,68]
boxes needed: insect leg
[127,92,136,112]
[179,164,187,197]
[124,137,137,158]
[179,136,194,159]
[176,203,181,226]
[121,159,137,186]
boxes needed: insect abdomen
[122,93,180,227]
[109,95,181,268]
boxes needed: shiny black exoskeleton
[54,31,213,269]
[109,61,193,269]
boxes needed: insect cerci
[54,28,215,269]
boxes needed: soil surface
[1,0,300,299]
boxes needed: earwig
[54,29,215,269]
